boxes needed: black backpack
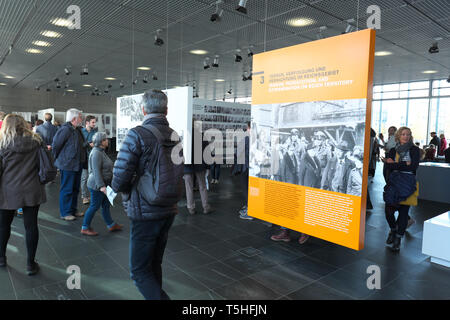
[135,125,184,206]
[37,144,57,184]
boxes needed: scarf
[395,141,414,161]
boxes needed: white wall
[0,86,115,114]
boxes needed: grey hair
[142,89,167,114]
[66,108,83,122]
[92,132,107,147]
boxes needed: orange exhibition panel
[248,29,376,250]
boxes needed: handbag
[394,153,419,206]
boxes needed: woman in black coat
[0,114,46,275]
[381,126,419,252]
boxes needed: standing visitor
[439,133,447,156]
[36,113,58,150]
[81,132,122,236]
[0,111,5,129]
[382,127,419,252]
[0,114,47,275]
[112,89,184,300]
[429,132,440,151]
[81,115,98,205]
[52,109,86,221]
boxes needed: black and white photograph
[250,99,367,197]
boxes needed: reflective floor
[1,163,450,300]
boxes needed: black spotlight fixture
[143,75,149,84]
[203,57,211,70]
[35,86,40,91]
[227,87,232,95]
[210,1,224,22]
[91,91,95,96]
[94,86,99,93]
[212,55,219,68]
[120,81,125,88]
[80,64,89,75]
[46,87,51,92]
[56,82,62,89]
[133,79,138,85]
[343,19,356,34]
[247,48,253,57]
[104,87,109,94]
[64,66,71,76]
[236,0,248,14]
[54,77,60,83]
[152,73,158,81]
[154,29,164,46]
[429,42,439,54]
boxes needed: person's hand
[100,186,107,194]
[47,145,52,151]
[406,161,411,166]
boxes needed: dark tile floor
[1,163,449,300]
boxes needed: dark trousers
[241,169,249,205]
[385,204,410,236]
[59,169,82,217]
[129,216,175,300]
[211,163,221,180]
[0,206,40,265]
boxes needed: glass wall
[372,79,450,146]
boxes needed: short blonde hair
[395,126,413,143]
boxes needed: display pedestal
[422,212,450,268]
[417,162,450,204]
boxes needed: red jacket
[0,120,3,129]
[439,138,447,156]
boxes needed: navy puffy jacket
[36,121,58,146]
[112,116,182,221]
[383,146,420,205]
[52,122,84,171]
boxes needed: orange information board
[248,29,376,250]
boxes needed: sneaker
[270,230,291,242]
[386,231,395,245]
[188,208,196,215]
[391,234,401,252]
[82,198,90,205]
[74,211,85,217]
[239,206,247,215]
[406,218,415,229]
[81,228,99,236]
[239,214,254,220]
[0,256,6,267]
[298,233,310,244]
[27,261,40,276]
[108,224,123,232]
[61,215,76,221]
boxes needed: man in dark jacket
[111,89,182,300]
[429,132,440,151]
[36,113,58,149]
[52,108,86,221]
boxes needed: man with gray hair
[112,89,184,300]
[52,108,87,220]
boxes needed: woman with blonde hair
[381,126,419,252]
[0,114,46,275]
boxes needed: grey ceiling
[0,0,449,101]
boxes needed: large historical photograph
[250,99,367,197]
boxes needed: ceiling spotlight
[80,64,89,75]
[343,19,356,34]
[104,87,109,93]
[143,75,149,84]
[65,82,69,89]
[120,81,125,88]
[94,86,99,92]
[212,55,219,68]
[242,72,252,81]
[227,88,232,94]
[56,82,61,89]
[154,29,164,46]
[316,26,327,40]
[35,86,40,91]
[236,0,248,14]
[46,87,51,92]
[211,1,224,22]
[107,84,112,89]
[54,77,60,82]
[64,66,71,75]
[204,57,211,70]
[152,73,158,81]
[133,79,138,85]
[247,48,253,57]
[91,91,95,96]
[429,42,439,54]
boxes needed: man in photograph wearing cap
[321,140,352,194]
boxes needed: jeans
[0,206,40,266]
[385,204,410,236]
[80,169,89,199]
[59,169,82,218]
[211,163,221,180]
[82,189,115,230]
[129,216,175,300]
